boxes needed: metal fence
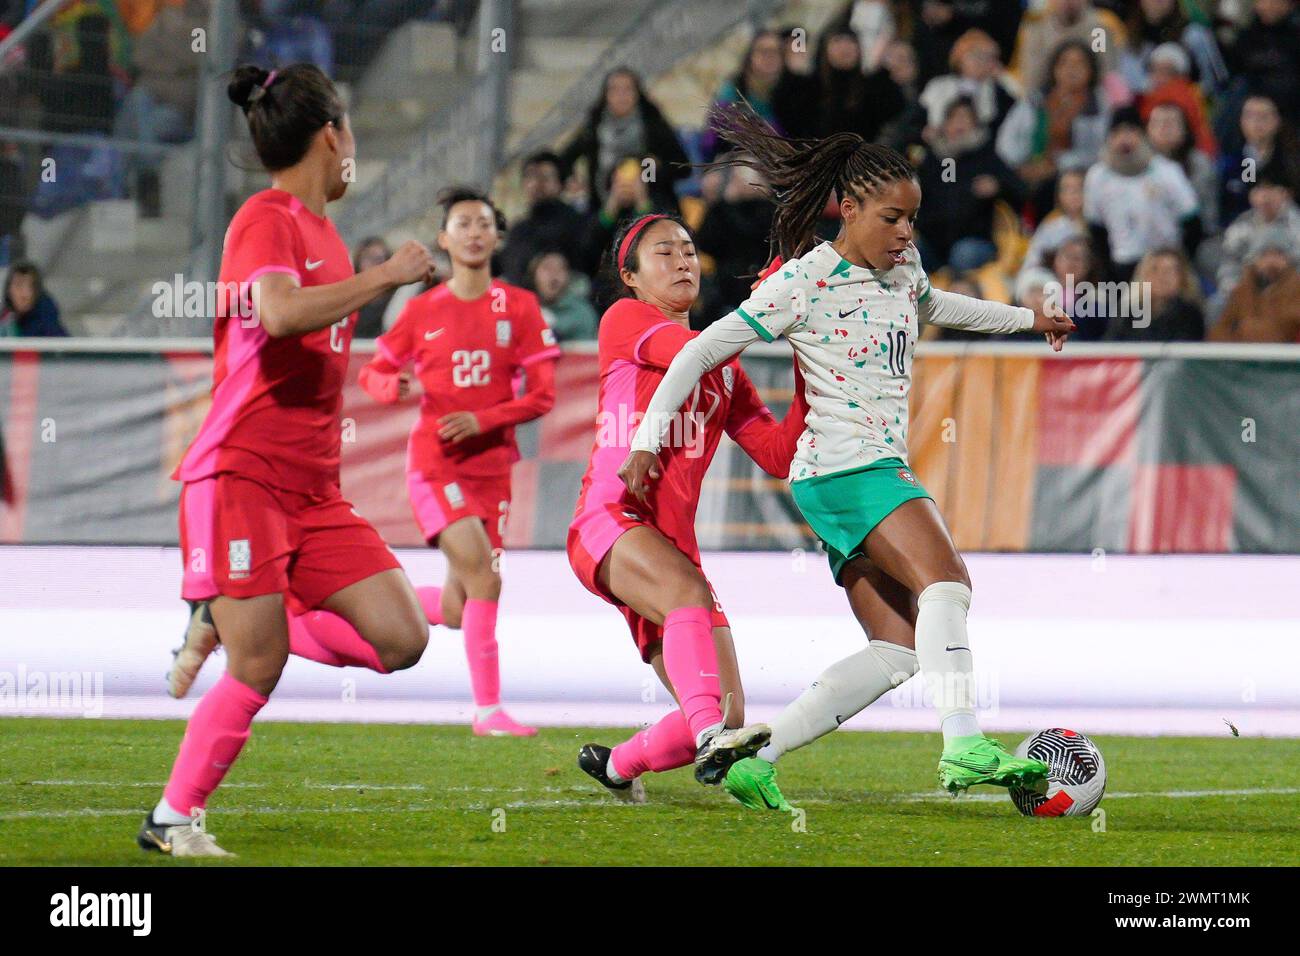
[0,0,476,328]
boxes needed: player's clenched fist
[619,449,661,503]
[383,240,437,286]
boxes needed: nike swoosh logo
[758,788,779,810]
[945,644,968,652]
[838,306,862,318]
[699,671,719,679]
[305,258,325,271]
[834,714,846,725]
[424,328,444,340]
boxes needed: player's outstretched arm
[254,240,436,338]
[920,286,1075,352]
[621,312,760,500]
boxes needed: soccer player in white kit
[619,106,1076,807]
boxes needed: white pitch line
[0,805,414,821]
[5,786,1296,822]
[6,780,261,789]
[2,779,602,795]
[901,786,1300,803]
[0,799,640,822]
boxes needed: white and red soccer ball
[1009,728,1107,817]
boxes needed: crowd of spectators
[488,0,1300,344]
[2,0,1299,344]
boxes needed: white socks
[153,796,189,826]
[605,758,626,785]
[756,640,919,763]
[914,581,981,745]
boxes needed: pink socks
[460,598,500,708]
[610,709,696,780]
[661,606,723,740]
[162,673,267,814]
[415,586,444,626]
[287,610,389,673]
[390,585,504,711]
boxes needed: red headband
[617,214,668,271]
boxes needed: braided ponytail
[709,102,916,261]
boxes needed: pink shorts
[178,473,400,613]
[406,469,512,551]
[566,503,728,663]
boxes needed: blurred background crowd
[2,0,1299,343]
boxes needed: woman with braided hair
[621,105,1076,810]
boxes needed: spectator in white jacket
[919,28,1018,137]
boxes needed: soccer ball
[1009,728,1106,817]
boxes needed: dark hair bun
[228,65,271,112]
[229,62,343,171]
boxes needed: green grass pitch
[2,718,1296,866]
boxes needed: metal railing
[336,70,497,245]
[5,337,1297,363]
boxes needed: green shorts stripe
[791,457,932,585]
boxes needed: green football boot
[723,757,794,812]
[938,735,1049,794]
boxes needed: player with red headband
[570,212,809,799]
[357,187,560,737]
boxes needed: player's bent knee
[380,627,427,672]
[229,649,288,696]
[916,562,971,594]
[459,564,501,600]
[666,576,713,615]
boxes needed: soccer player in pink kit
[358,187,559,737]
[140,64,437,856]
[569,213,809,799]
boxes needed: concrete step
[510,68,588,124]
[516,35,603,72]
[517,0,644,39]
[159,144,196,227]
[45,247,188,323]
[350,78,470,141]
[355,21,460,109]
[20,206,83,273]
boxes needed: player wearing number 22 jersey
[361,280,559,551]
[359,274,559,736]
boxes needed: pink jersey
[570,297,795,561]
[175,189,356,495]
[362,280,560,477]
